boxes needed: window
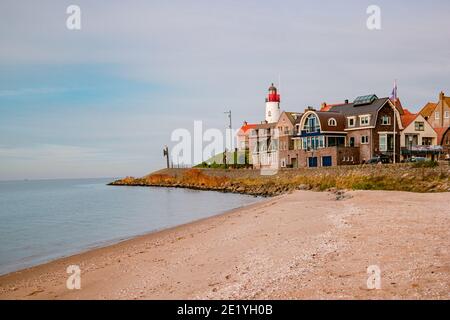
[348,117,356,127]
[414,121,424,131]
[379,134,387,152]
[328,118,337,126]
[319,136,324,148]
[360,115,370,126]
[381,115,391,125]
[268,111,272,117]
[361,136,369,144]
[422,137,433,146]
[303,114,320,133]
[435,112,440,120]
[445,111,450,119]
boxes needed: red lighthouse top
[266,83,280,102]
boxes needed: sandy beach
[0,190,449,300]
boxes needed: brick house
[439,127,450,156]
[290,108,359,167]
[275,111,302,168]
[328,95,403,163]
[419,91,450,129]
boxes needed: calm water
[0,178,260,275]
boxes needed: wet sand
[0,190,449,299]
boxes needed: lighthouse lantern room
[265,83,281,123]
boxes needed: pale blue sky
[0,0,449,180]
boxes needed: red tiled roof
[392,98,405,115]
[434,127,449,145]
[320,103,343,112]
[238,123,257,135]
[400,109,418,128]
[419,102,437,118]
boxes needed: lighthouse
[265,83,281,123]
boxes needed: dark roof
[282,111,303,125]
[328,97,391,127]
[314,111,346,132]
[253,122,276,130]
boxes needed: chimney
[243,120,248,126]
[345,99,349,104]
[321,102,327,110]
[306,106,315,111]
[440,91,445,101]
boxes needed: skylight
[354,94,378,106]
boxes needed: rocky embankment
[109,164,450,196]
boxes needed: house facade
[418,91,450,159]
[328,95,403,163]
[419,91,450,129]
[290,109,360,167]
[440,127,450,156]
[400,110,439,160]
[248,122,278,169]
[276,111,302,168]
[237,121,257,151]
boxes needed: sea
[0,178,261,275]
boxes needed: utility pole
[393,106,397,164]
[163,145,170,169]
[224,110,232,150]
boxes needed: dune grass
[110,164,450,196]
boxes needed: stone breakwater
[109,164,450,196]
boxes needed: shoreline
[0,192,272,278]
[1,190,449,299]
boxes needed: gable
[276,112,295,128]
[377,99,403,130]
[403,114,436,135]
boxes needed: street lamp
[224,110,232,165]
[163,145,170,169]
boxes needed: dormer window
[359,115,370,126]
[328,118,337,126]
[303,113,320,133]
[348,117,356,127]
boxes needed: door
[291,158,298,168]
[322,156,332,167]
[349,137,355,147]
[308,157,318,167]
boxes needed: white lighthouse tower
[265,83,281,123]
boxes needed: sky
[0,0,449,180]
